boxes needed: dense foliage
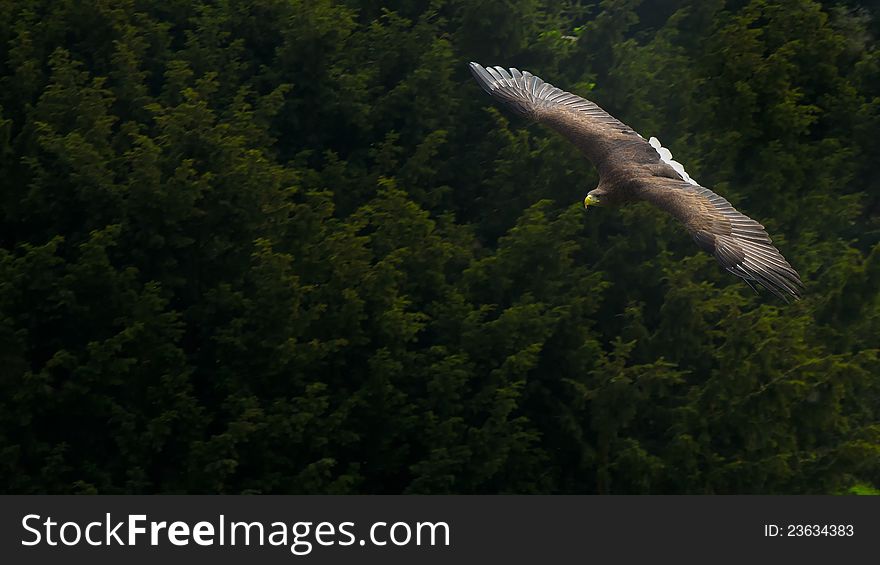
[1,0,878,494]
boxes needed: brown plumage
[469,62,804,301]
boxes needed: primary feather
[469,62,804,301]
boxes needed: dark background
[0,0,878,494]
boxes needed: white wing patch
[649,136,698,185]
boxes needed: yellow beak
[584,194,599,208]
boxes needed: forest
[0,0,878,494]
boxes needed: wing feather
[469,61,635,133]
[641,179,803,301]
[469,62,700,183]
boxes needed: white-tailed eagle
[469,62,803,301]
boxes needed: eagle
[469,62,804,301]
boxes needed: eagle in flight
[469,62,803,301]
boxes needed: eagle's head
[584,190,604,208]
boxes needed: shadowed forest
[1,0,878,494]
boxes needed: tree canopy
[0,0,878,494]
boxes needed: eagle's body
[469,62,804,301]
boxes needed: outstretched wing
[469,62,662,174]
[469,62,632,131]
[640,178,804,301]
[470,61,701,183]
